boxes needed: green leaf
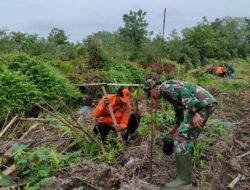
[0,175,12,186]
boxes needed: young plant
[192,138,209,168]
[13,144,51,189]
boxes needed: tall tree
[119,9,149,59]
[182,17,217,63]
[48,28,69,45]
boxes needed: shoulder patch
[125,109,130,113]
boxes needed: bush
[103,60,145,84]
[0,53,81,123]
[0,70,42,122]
[6,53,81,102]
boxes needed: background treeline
[0,10,249,124]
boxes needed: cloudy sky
[0,0,249,42]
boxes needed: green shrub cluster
[0,70,41,122]
[0,53,81,123]
[103,60,145,83]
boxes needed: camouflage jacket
[158,80,217,124]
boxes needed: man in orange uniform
[215,65,225,77]
[93,86,140,141]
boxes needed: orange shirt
[94,94,131,130]
[216,66,224,74]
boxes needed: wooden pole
[101,86,125,146]
[160,8,166,74]
[149,108,156,181]
[77,83,143,87]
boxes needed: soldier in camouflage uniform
[147,79,217,189]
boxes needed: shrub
[0,70,42,122]
[103,60,145,84]
[0,53,81,123]
[6,53,81,102]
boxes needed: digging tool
[101,86,125,146]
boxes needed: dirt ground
[0,70,250,190]
[41,69,250,190]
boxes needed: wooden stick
[227,174,242,189]
[19,123,40,140]
[3,164,16,176]
[18,117,56,122]
[55,100,103,148]
[0,115,18,138]
[77,83,143,87]
[149,109,156,181]
[60,141,77,154]
[236,150,250,159]
[37,103,105,153]
[101,86,125,145]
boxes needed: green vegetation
[0,9,250,189]
[10,144,82,189]
[204,119,233,137]
[103,60,145,84]
[0,53,81,124]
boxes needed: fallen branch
[236,150,250,159]
[0,115,18,138]
[227,174,242,189]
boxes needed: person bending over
[146,79,217,189]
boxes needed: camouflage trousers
[175,103,217,155]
